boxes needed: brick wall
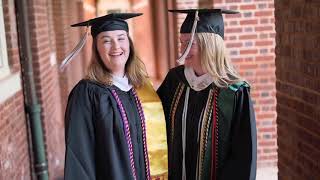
[0,0,95,179]
[27,0,65,178]
[83,0,96,70]
[52,0,85,114]
[131,0,158,80]
[0,0,31,179]
[0,92,30,179]
[31,0,97,178]
[214,0,277,168]
[174,0,277,167]
[275,0,320,179]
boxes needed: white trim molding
[0,0,10,79]
[0,73,22,104]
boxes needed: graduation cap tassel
[59,27,89,71]
[176,11,199,64]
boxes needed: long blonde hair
[197,33,243,88]
[86,35,148,88]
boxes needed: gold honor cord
[177,11,200,64]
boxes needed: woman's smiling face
[180,33,206,76]
[96,30,130,76]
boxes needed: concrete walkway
[256,167,278,180]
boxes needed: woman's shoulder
[227,81,250,93]
[70,79,113,97]
[162,65,186,84]
[167,65,185,77]
[218,81,251,109]
[218,81,251,98]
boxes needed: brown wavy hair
[86,34,148,88]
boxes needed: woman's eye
[181,41,191,45]
[118,38,125,41]
[187,41,196,46]
[104,40,111,43]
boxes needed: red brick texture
[3,0,20,74]
[131,0,157,80]
[0,92,30,180]
[1,0,95,179]
[275,0,320,179]
[217,0,277,168]
[0,0,31,179]
[174,0,277,167]
[27,0,65,178]
[31,0,95,178]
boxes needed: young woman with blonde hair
[157,9,257,180]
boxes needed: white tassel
[59,27,89,71]
[177,11,200,64]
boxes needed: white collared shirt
[184,67,214,91]
[112,74,132,92]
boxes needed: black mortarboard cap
[169,9,239,39]
[71,13,142,37]
[59,13,142,71]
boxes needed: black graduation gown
[64,79,146,180]
[157,66,257,180]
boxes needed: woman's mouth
[109,52,124,57]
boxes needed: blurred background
[0,0,319,179]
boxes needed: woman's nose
[112,40,120,49]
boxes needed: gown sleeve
[157,73,172,118]
[64,82,96,180]
[157,71,176,128]
[219,86,257,180]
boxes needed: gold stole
[136,81,168,180]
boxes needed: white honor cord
[196,108,204,180]
[182,87,190,180]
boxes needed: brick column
[275,0,320,179]
[131,0,157,80]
